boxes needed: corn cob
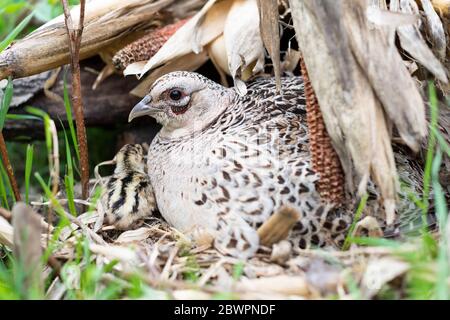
[112,18,189,71]
[300,58,346,206]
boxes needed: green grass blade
[0,160,14,204]
[0,12,34,52]
[63,74,80,161]
[0,162,9,209]
[349,236,402,248]
[431,127,450,157]
[5,114,41,121]
[64,132,77,216]
[88,185,103,213]
[431,149,449,299]
[24,144,33,204]
[26,107,54,188]
[0,77,13,131]
[34,173,69,226]
[343,193,369,250]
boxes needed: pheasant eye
[169,89,182,101]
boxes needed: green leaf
[342,193,369,250]
[63,131,77,216]
[0,77,13,131]
[431,127,450,157]
[63,74,80,161]
[5,114,40,121]
[0,12,34,52]
[24,144,33,204]
[0,162,9,209]
[431,149,449,300]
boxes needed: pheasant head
[128,71,233,139]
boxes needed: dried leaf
[0,216,13,247]
[89,243,139,263]
[115,227,153,243]
[207,35,230,85]
[257,0,281,92]
[224,0,265,95]
[366,5,419,26]
[236,275,312,297]
[361,257,409,298]
[130,51,208,97]
[391,0,448,82]
[270,240,292,264]
[124,61,147,77]
[353,216,384,238]
[420,0,447,61]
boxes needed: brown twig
[0,132,21,201]
[61,0,89,200]
[257,206,300,246]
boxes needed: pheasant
[112,71,429,258]
[102,144,156,230]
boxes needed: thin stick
[61,0,89,200]
[0,132,21,201]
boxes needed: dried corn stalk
[290,0,404,224]
[0,0,205,80]
[300,59,345,206]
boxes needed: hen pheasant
[109,71,427,258]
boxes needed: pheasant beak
[128,95,156,122]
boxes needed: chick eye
[169,89,182,101]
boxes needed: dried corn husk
[130,51,208,97]
[134,0,232,77]
[420,0,447,61]
[224,0,265,95]
[257,0,281,91]
[129,0,270,90]
[290,0,411,223]
[390,0,448,82]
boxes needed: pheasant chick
[103,144,156,229]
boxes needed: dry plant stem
[299,59,345,206]
[49,120,60,196]
[61,0,89,200]
[0,207,12,221]
[0,132,21,201]
[257,206,300,246]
